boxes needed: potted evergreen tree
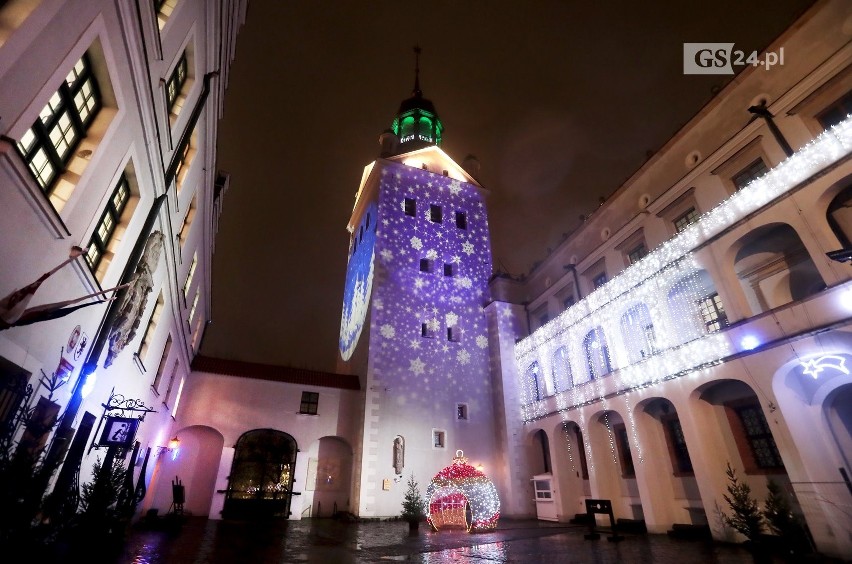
[400,473,426,531]
[721,462,767,561]
[763,478,810,557]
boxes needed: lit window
[183,253,197,298]
[86,174,131,273]
[16,54,101,197]
[299,391,319,415]
[674,207,699,233]
[166,51,188,113]
[429,204,442,223]
[404,198,416,216]
[733,159,768,191]
[179,193,197,247]
[162,359,179,407]
[698,292,728,332]
[173,132,194,192]
[455,211,467,229]
[137,294,164,361]
[152,335,172,394]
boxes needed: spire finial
[413,45,422,97]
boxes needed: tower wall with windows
[347,155,502,517]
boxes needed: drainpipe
[564,264,583,301]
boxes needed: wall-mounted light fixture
[157,435,180,455]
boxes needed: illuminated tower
[338,49,500,517]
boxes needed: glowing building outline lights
[515,115,852,422]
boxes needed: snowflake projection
[476,335,488,349]
[380,324,396,339]
[353,160,493,414]
[410,357,426,375]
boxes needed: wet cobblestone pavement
[113,517,850,564]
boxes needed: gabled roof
[191,355,360,390]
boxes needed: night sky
[202,0,815,372]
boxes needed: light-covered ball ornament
[426,450,500,532]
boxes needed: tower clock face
[339,203,377,361]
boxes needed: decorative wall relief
[105,231,165,367]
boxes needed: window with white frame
[183,252,197,299]
[166,51,188,113]
[85,172,134,279]
[137,293,164,362]
[179,192,196,247]
[188,288,200,324]
[152,334,172,393]
[156,0,179,30]
[16,54,101,207]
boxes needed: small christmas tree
[400,473,425,527]
[763,478,809,555]
[721,462,764,542]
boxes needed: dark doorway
[223,429,297,519]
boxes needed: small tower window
[430,205,442,223]
[456,403,468,420]
[404,198,416,217]
[443,263,455,277]
[447,327,459,342]
[420,259,432,273]
[455,211,467,230]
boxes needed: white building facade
[0,0,246,529]
[497,1,852,558]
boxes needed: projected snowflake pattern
[364,162,492,407]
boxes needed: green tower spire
[391,46,443,153]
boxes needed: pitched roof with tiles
[191,355,360,390]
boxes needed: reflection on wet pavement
[114,517,810,563]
